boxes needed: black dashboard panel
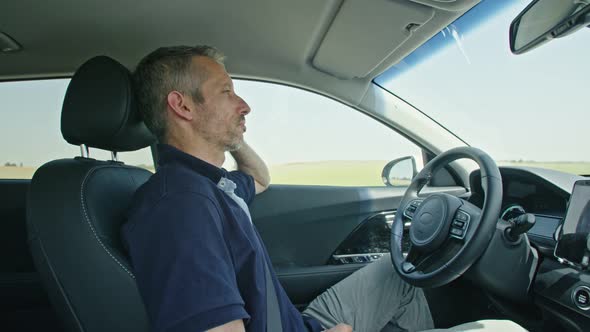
[535,259,590,331]
[329,166,589,330]
[469,167,568,216]
[469,167,572,255]
[469,167,590,330]
[528,215,562,248]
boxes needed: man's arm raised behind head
[231,141,271,194]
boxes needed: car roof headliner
[0,0,478,105]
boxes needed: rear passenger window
[0,79,154,179]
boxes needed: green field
[0,166,36,179]
[0,162,390,186]
[2,161,589,186]
[269,160,390,186]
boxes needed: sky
[0,76,423,168]
[377,0,590,162]
[1,0,588,168]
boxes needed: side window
[0,79,154,179]
[226,80,423,186]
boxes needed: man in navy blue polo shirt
[122,45,434,332]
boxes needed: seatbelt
[263,257,283,332]
[217,177,283,332]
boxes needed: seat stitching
[80,165,135,279]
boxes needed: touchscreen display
[554,180,590,265]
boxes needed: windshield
[375,0,590,176]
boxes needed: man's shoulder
[147,163,218,197]
[125,165,221,229]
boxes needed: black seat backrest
[27,56,156,332]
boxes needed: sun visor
[411,0,479,11]
[312,0,435,79]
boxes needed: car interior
[1,0,589,331]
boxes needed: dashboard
[469,167,573,255]
[470,167,590,329]
[330,165,590,329]
[331,167,580,264]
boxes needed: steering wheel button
[456,211,469,221]
[404,204,419,219]
[453,220,465,228]
[450,228,464,237]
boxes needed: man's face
[191,56,250,151]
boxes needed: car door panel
[251,185,407,267]
[0,179,61,330]
[251,184,467,306]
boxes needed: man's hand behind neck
[231,141,271,194]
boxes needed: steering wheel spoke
[403,242,462,275]
[401,244,421,273]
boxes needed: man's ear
[166,91,194,121]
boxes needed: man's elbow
[254,176,270,194]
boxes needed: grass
[0,166,36,179]
[269,160,390,186]
[2,161,589,186]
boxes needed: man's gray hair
[133,45,225,142]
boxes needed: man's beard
[197,115,244,152]
[225,140,242,152]
[223,130,243,152]
[224,117,245,151]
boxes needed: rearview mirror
[510,0,590,55]
[381,156,417,187]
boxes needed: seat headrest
[61,56,156,152]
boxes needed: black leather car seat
[27,56,156,332]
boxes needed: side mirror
[510,0,590,55]
[381,156,417,187]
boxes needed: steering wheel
[390,147,503,288]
